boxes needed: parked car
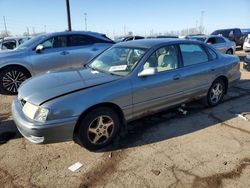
[211,28,247,48]
[12,39,241,150]
[243,52,250,71]
[115,36,144,43]
[243,34,250,52]
[186,35,236,54]
[156,35,178,38]
[0,36,31,51]
[0,31,114,95]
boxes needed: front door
[29,35,70,75]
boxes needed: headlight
[23,102,49,122]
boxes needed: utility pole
[84,13,87,31]
[3,16,8,36]
[66,0,72,31]
[199,10,204,34]
[26,27,30,36]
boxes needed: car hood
[18,68,121,105]
[0,48,26,58]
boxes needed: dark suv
[211,28,247,48]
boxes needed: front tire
[205,79,226,107]
[0,66,31,95]
[77,107,120,151]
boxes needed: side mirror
[138,67,156,77]
[35,44,44,53]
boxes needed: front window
[41,36,67,49]
[89,47,146,76]
[143,45,178,72]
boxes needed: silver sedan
[0,31,114,95]
[12,39,241,150]
[187,35,236,54]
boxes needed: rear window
[68,35,94,46]
[180,44,209,66]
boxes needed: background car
[0,31,114,95]
[12,39,241,150]
[211,28,247,49]
[243,34,250,52]
[186,35,236,54]
[243,52,250,71]
[115,35,144,43]
[0,36,31,51]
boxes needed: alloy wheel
[87,115,114,144]
[209,82,223,104]
[2,70,27,93]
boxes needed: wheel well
[73,102,126,140]
[0,64,31,77]
[216,76,228,94]
[227,48,233,53]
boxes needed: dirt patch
[192,158,250,188]
[79,150,129,188]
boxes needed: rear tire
[77,107,120,151]
[204,79,226,107]
[226,49,233,55]
[0,66,31,95]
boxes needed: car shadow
[103,79,250,152]
[0,114,22,145]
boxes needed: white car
[243,34,250,52]
[0,36,31,51]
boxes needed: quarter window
[144,45,178,72]
[180,44,209,66]
[207,47,217,60]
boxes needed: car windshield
[17,35,46,49]
[89,47,146,76]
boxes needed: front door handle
[60,51,69,55]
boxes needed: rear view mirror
[35,44,44,53]
[138,67,156,77]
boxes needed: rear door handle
[173,74,181,80]
[92,48,99,51]
[60,51,69,55]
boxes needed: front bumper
[243,46,250,52]
[12,98,78,144]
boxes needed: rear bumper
[12,98,77,144]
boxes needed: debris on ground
[224,162,228,165]
[151,169,161,176]
[236,113,249,121]
[109,152,112,158]
[177,107,188,115]
[68,162,83,172]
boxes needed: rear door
[214,37,227,53]
[66,34,111,68]
[177,43,216,97]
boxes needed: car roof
[46,31,106,37]
[114,38,203,49]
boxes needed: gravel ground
[0,50,250,188]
